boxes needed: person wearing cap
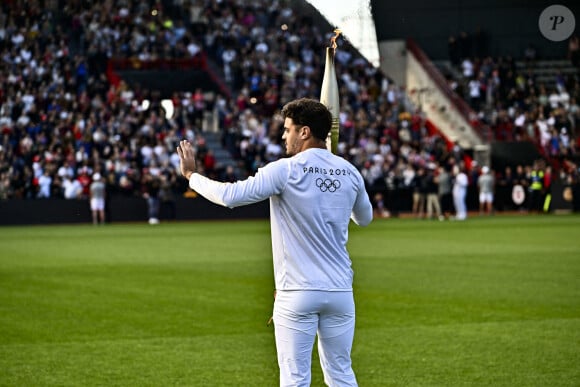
[90,173,106,225]
[478,166,495,215]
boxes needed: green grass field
[1,215,579,386]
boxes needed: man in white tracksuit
[177,98,373,386]
[453,165,469,220]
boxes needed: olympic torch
[320,29,341,154]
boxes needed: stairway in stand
[200,131,244,179]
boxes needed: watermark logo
[539,5,576,42]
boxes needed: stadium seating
[0,0,578,218]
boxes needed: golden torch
[320,29,341,154]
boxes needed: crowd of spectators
[446,30,580,176]
[0,0,451,205]
[0,1,578,216]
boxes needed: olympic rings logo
[315,178,341,192]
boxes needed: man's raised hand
[177,140,197,180]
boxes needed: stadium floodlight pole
[320,29,341,154]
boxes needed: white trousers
[453,188,467,220]
[273,290,358,387]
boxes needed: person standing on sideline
[412,167,427,218]
[89,173,106,225]
[542,165,553,213]
[425,164,442,220]
[142,170,161,224]
[496,166,514,211]
[177,98,373,386]
[437,165,453,219]
[528,161,544,213]
[453,165,469,220]
[513,164,529,212]
[478,166,495,215]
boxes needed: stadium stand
[438,32,579,175]
[0,0,578,219]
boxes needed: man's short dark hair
[281,98,332,141]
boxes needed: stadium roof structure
[306,0,380,67]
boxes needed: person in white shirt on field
[478,166,495,215]
[453,165,469,221]
[177,98,373,387]
[89,173,106,225]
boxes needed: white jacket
[189,148,373,291]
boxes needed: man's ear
[300,126,311,139]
